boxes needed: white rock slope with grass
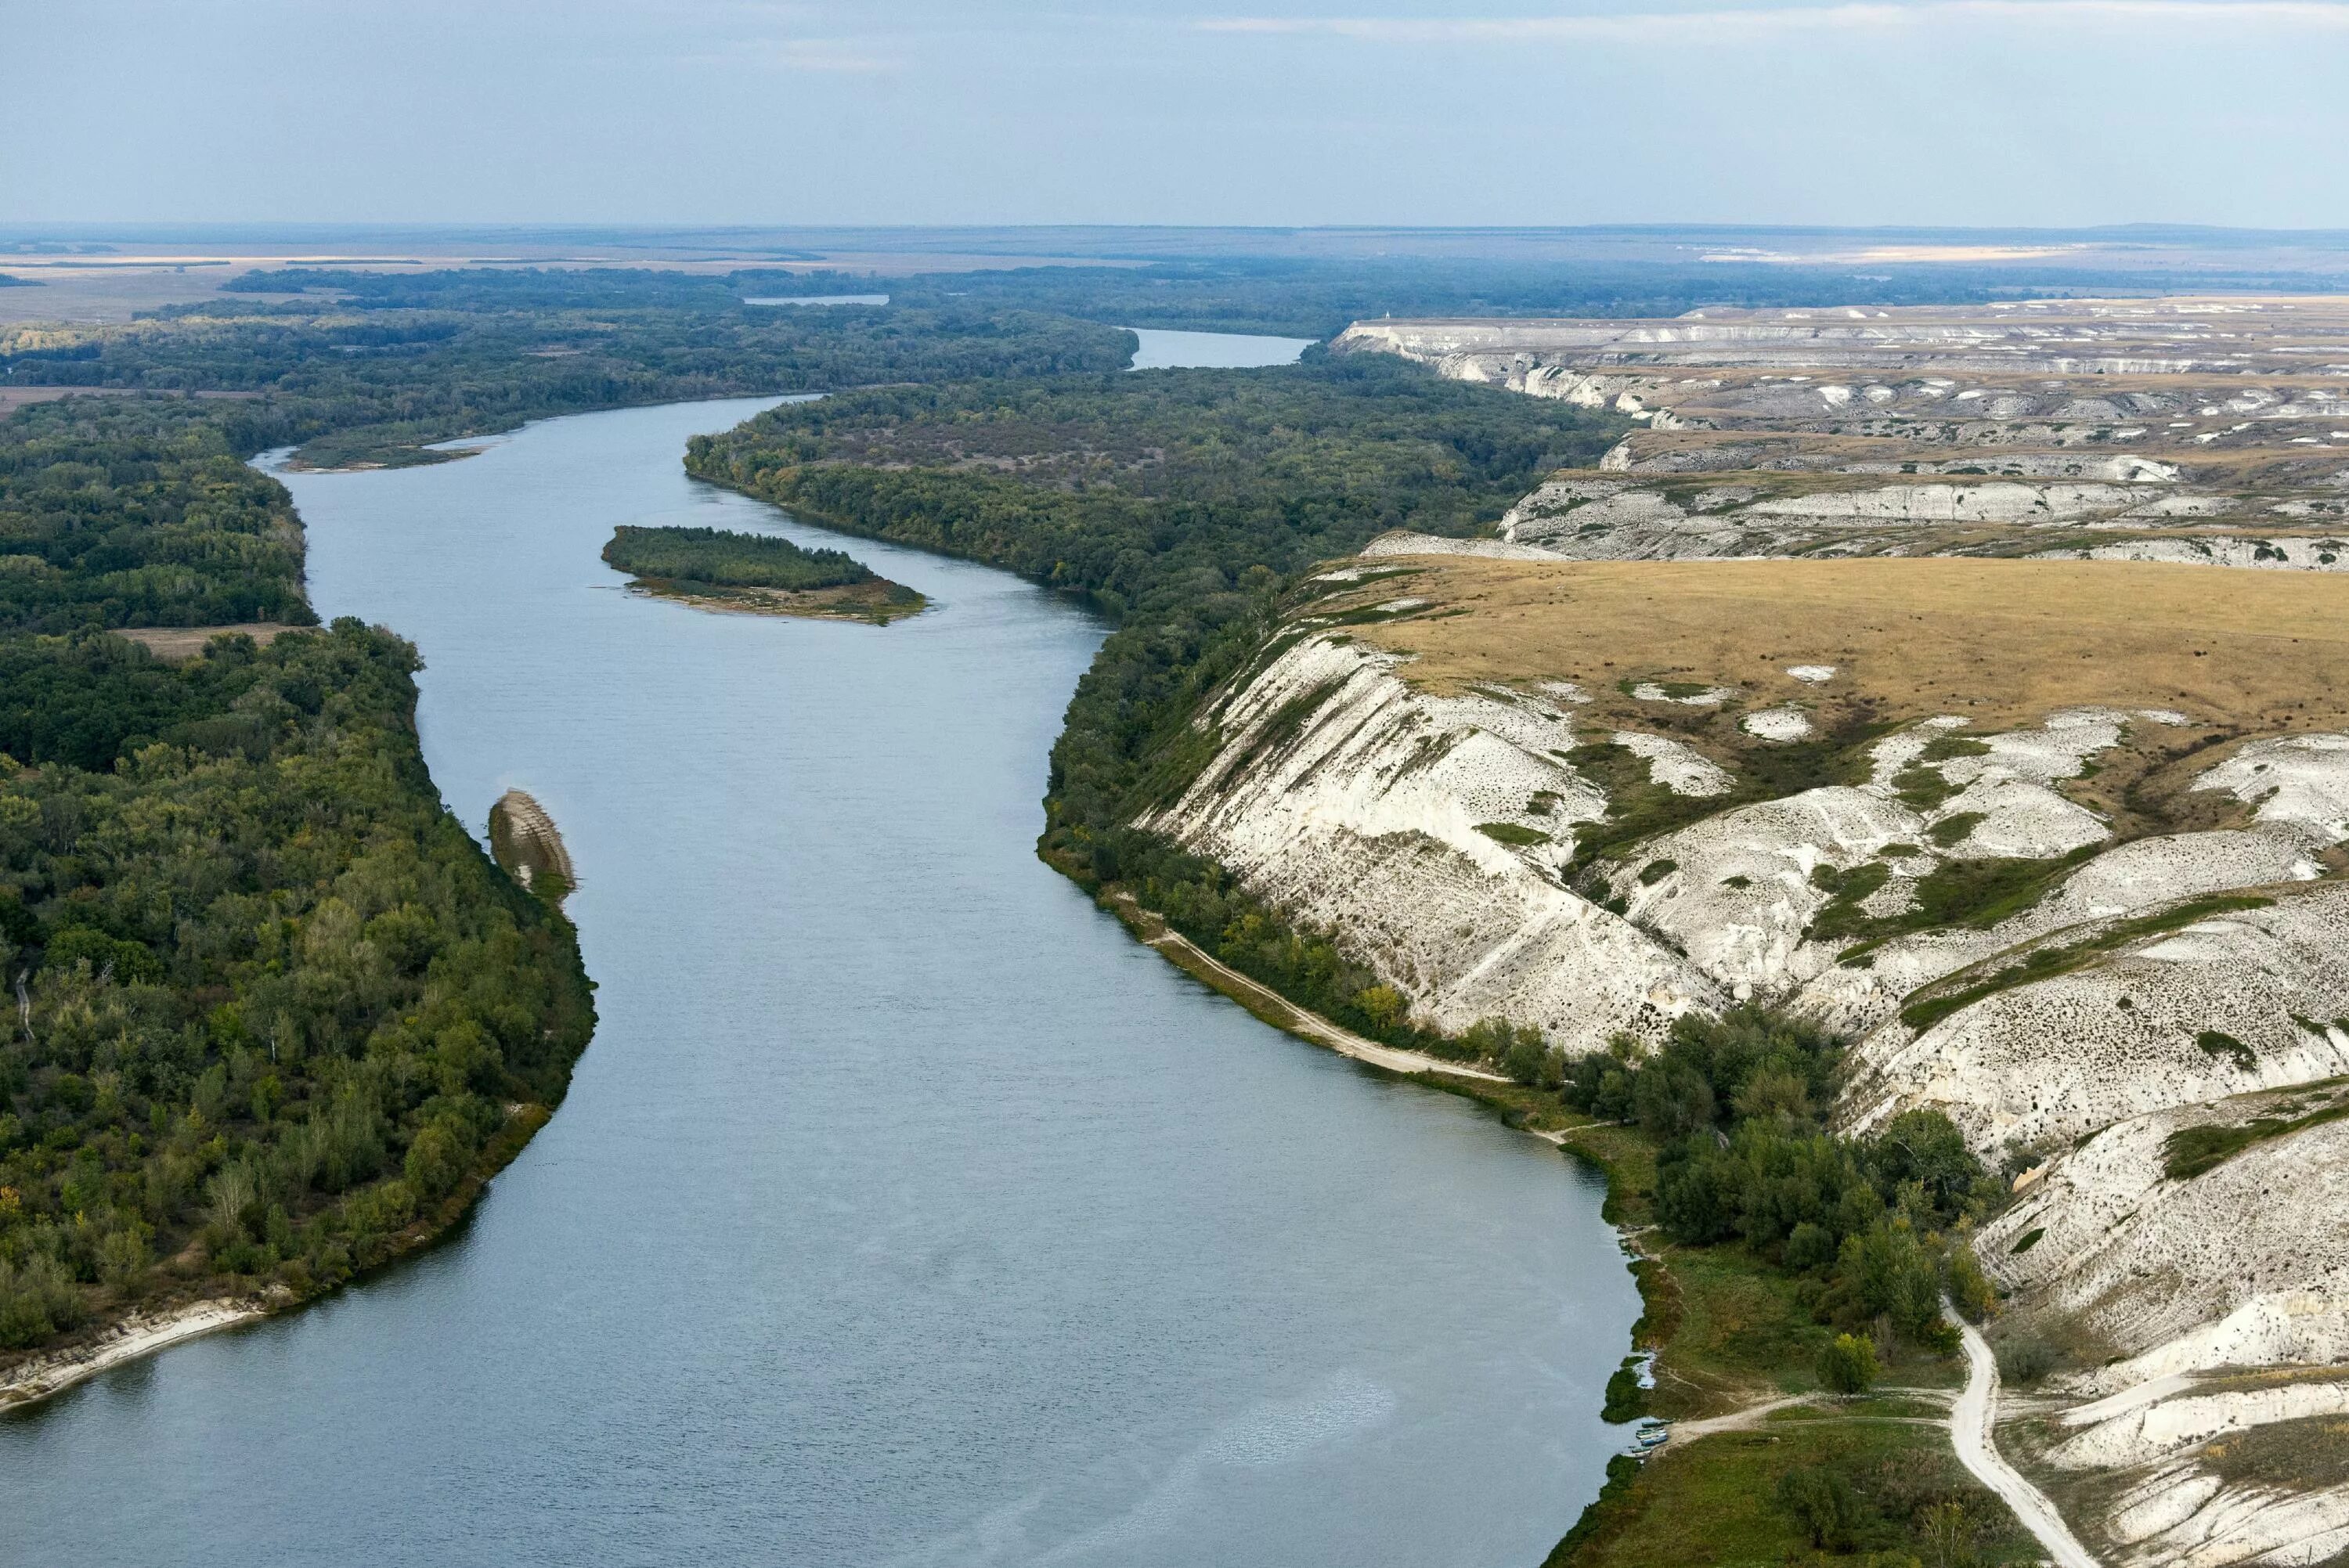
[1143,546,2349,1566]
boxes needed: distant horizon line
[9,221,2349,240]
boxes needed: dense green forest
[602,524,875,592]
[2,283,1134,468]
[0,622,595,1350]
[0,396,314,635]
[0,394,595,1355]
[211,253,2267,339]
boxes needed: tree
[1947,1240,1997,1322]
[1920,1500,1977,1568]
[1353,984,1405,1033]
[1818,1332,1880,1395]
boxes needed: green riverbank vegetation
[0,385,599,1364]
[681,348,1626,891]
[601,524,921,624]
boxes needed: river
[1,390,1639,1566]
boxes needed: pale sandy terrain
[111,623,299,660]
[0,1299,260,1410]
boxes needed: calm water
[0,392,1638,1567]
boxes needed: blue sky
[5,0,2347,226]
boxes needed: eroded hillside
[1147,550,2349,1564]
[1339,298,2349,570]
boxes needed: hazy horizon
[7,0,2347,231]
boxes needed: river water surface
[2,392,1639,1566]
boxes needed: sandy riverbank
[0,1299,262,1411]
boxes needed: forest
[1,281,1135,468]
[0,380,608,1355]
[601,524,875,592]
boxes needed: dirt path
[1113,896,1510,1083]
[1950,1310,2100,1568]
[1670,1392,1818,1440]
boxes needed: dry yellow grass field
[1355,553,2349,735]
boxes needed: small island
[602,524,924,624]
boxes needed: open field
[1351,552,2349,736]
[109,622,300,659]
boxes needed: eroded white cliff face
[1143,576,2349,1563]
[1142,629,1721,1051]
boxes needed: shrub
[1818,1332,1880,1395]
[1947,1242,1997,1322]
[1601,1355,1649,1423]
[1777,1465,1870,1550]
[1994,1332,2058,1385]
[0,1253,85,1349]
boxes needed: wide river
[2,391,1640,1566]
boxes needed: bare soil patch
[110,622,300,660]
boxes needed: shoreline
[0,1098,558,1415]
[1102,890,1510,1083]
[0,1299,263,1411]
[1090,879,1654,1562]
[625,576,926,625]
[1088,872,2087,1566]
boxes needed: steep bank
[1146,543,2349,1564]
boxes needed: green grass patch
[1919,734,1991,763]
[1925,811,1986,848]
[1807,861,1893,940]
[1478,821,1553,847]
[1638,858,1679,885]
[2196,1029,2255,1070]
[2163,1097,2349,1181]
[1893,765,1962,812]
[1899,892,2276,1032]
[1553,1421,2037,1568]
[1836,843,2105,966]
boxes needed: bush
[1818,1332,1880,1395]
[1777,1465,1870,1551]
[1994,1332,2058,1385]
[1946,1242,1997,1322]
[1600,1355,1649,1423]
[0,1253,85,1349]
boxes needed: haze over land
[7,0,2349,228]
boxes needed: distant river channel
[2,350,1638,1567]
